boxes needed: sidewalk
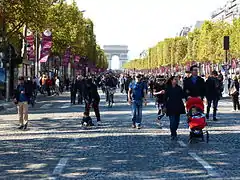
[0,93,48,112]
[0,92,69,112]
[0,100,15,111]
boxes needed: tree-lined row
[1,0,108,69]
[123,19,240,70]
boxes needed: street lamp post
[5,44,11,102]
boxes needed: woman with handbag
[229,76,240,111]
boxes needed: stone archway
[103,45,128,69]
[111,55,120,70]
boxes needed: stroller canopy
[186,97,204,111]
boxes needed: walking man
[128,74,147,129]
[205,70,221,121]
[183,65,205,100]
[13,76,31,130]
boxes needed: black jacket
[70,81,77,93]
[83,82,100,104]
[165,85,186,116]
[205,77,221,100]
[183,76,205,99]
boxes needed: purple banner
[26,30,35,61]
[39,30,52,63]
[62,47,71,67]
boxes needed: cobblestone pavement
[0,91,239,180]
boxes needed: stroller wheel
[206,131,209,143]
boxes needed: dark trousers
[85,101,101,121]
[232,94,240,110]
[156,103,165,120]
[169,115,180,137]
[46,86,51,96]
[120,84,124,93]
[71,92,76,104]
[125,89,129,101]
[77,90,83,104]
[206,98,219,118]
[106,90,109,102]
[106,90,114,103]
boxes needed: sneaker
[18,125,24,130]
[136,125,141,129]
[213,117,218,121]
[232,109,236,112]
[132,124,136,128]
[23,122,28,130]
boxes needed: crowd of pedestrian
[12,66,240,141]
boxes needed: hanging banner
[62,47,71,67]
[74,55,80,62]
[26,30,35,61]
[39,30,52,63]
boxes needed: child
[81,112,94,127]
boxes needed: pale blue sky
[69,0,227,60]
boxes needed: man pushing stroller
[183,65,205,100]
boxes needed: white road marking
[60,103,71,109]
[189,152,219,177]
[178,140,187,147]
[52,157,68,175]
[50,138,78,178]
[39,104,52,109]
[177,141,219,177]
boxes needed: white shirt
[55,79,60,87]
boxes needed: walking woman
[165,76,186,140]
[229,75,240,111]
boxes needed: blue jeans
[132,100,143,126]
[169,115,180,137]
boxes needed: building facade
[177,21,204,37]
[211,0,240,23]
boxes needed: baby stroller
[186,97,209,143]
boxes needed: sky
[68,0,228,64]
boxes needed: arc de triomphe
[103,45,128,69]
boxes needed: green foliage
[124,19,239,70]
[1,0,107,68]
